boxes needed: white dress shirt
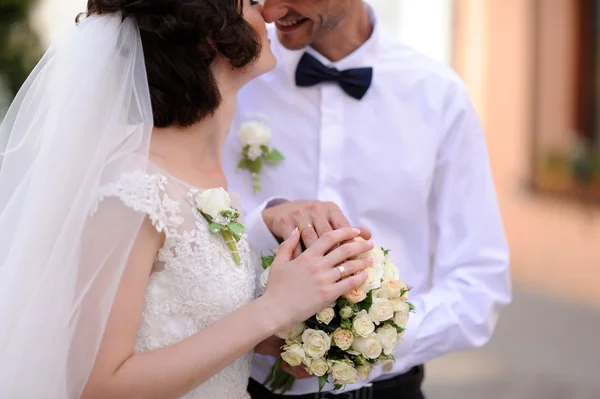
[223,5,511,395]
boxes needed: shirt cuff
[245,197,287,256]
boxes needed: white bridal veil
[0,14,153,397]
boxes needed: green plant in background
[0,0,42,99]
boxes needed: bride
[0,0,375,398]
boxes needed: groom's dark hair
[83,0,261,127]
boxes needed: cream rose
[307,357,328,377]
[339,306,354,319]
[302,329,331,359]
[332,328,354,350]
[316,307,335,325]
[382,258,400,281]
[369,298,395,324]
[380,279,402,299]
[357,246,385,292]
[393,301,410,328]
[276,322,306,341]
[356,363,371,381]
[376,324,399,356]
[343,287,367,304]
[281,343,305,367]
[259,267,270,289]
[352,310,375,338]
[237,121,271,146]
[351,334,383,359]
[195,187,231,219]
[328,360,358,385]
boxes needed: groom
[224,0,511,398]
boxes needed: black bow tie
[295,53,373,100]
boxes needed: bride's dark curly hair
[81,0,261,127]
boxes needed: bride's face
[240,0,277,78]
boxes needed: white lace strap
[96,171,183,233]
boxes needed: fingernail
[366,240,374,247]
[288,227,299,239]
[366,256,374,264]
[352,228,361,234]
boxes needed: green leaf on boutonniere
[264,149,285,164]
[318,374,329,392]
[247,157,263,174]
[228,221,245,238]
[208,223,222,233]
[238,158,249,169]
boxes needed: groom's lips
[275,18,309,34]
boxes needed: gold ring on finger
[298,224,314,235]
[336,265,347,280]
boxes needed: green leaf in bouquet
[237,158,249,170]
[261,254,275,270]
[388,322,405,334]
[318,374,329,392]
[227,221,245,237]
[264,148,285,164]
[242,144,250,156]
[354,355,367,366]
[383,248,390,256]
[208,223,223,233]
[340,318,352,330]
[247,157,263,174]
[359,290,374,311]
[334,383,343,390]
[337,298,349,309]
[407,301,415,312]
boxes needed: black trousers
[247,365,425,399]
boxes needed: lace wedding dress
[99,166,258,399]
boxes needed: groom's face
[261,0,351,50]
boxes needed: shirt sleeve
[392,87,512,370]
[244,197,287,256]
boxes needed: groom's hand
[262,200,371,257]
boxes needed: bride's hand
[262,227,373,332]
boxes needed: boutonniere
[195,188,245,266]
[236,120,284,193]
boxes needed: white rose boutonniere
[195,188,245,266]
[237,120,284,193]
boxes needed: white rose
[281,343,305,367]
[339,306,354,319]
[393,301,410,328]
[259,268,269,289]
[195,187,231,219]
[376,324,398,356]
[369,298,395,324]
[358,247,385,292]
[276,322,306,341]
[391,297,406,312]
[316,307,335,325]
[307,357,328,377]
[246,144,263,161]
[382,258,400,281]
[356,363,371,381]
[351,334,383,359]
[237,121,272,146]
[328,360,358,385]
[343,287,367,304]
[398,277,410,301]
[332,328,354,350]
[352,310,375,338]
[302,329,331,359]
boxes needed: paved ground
[423,288,600,399]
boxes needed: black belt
[248,365,424,399]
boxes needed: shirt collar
[271,1,380,86]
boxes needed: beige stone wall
[454,0,600,306]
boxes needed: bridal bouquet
[260,238,414,393]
